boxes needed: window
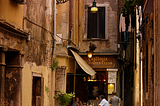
[87,7,105,39]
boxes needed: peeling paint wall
[55,0,79,95]
[0,29,24,51]
[5,68,21,106]
[0,0,54,106]
[22,62,52,106]
[24,0,47,66]
[22,0,54,106]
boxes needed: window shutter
[99,7,105,39]
[87,8,92,39]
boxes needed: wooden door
[32,77,41,106]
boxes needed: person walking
[109,91,121,106]
[97,95,109,106]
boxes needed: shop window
[88,72,106,100]
[87,7,105,39]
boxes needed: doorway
[88,71,106,99]
[32,76,42,106]
[75,69,108,105]
[5,51,22,106]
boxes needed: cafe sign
[82,56,117,68]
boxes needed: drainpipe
[136,5,140,106]
[53,0,56,60]
[138,6,143,106]
[52,0,56,106]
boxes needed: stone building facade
[55,0,121,105]
[0,0,54,106]
[141,0,160,105]
[77,0,120,104]
[153,0,160,105]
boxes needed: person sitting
[95,97,100,106]
[73,97,83,106]
[97,95,109,106]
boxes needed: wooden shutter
[99,7,105,39]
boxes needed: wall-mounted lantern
[87,43,97,58]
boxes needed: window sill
[82,38,109,41]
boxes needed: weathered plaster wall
[0,0,23,29]
[0,0,54,105]
[56,2,69,40]
[56,57,75,73]
[0,29,24,51]
[55,2,69,55]
[24,0,48,66]
[23,0,54,105]
[56,0,76,72]
[80,0,118,52]
[22,62,52,106]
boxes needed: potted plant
[54,90,75,106]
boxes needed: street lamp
[87,43,97,58]
[91,0,98,13]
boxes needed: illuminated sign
[83,56,117,68]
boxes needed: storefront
[73,54,118,105]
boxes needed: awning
[70,49,96,76]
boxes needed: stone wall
[22,0,54,105]
[142,4,154,106]
[154,0,160,105]
[24,0,50,66]
[0,0,54,106]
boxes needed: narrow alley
[0,0,159,106]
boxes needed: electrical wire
[23,17,71,41]
[23,17,78,51]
